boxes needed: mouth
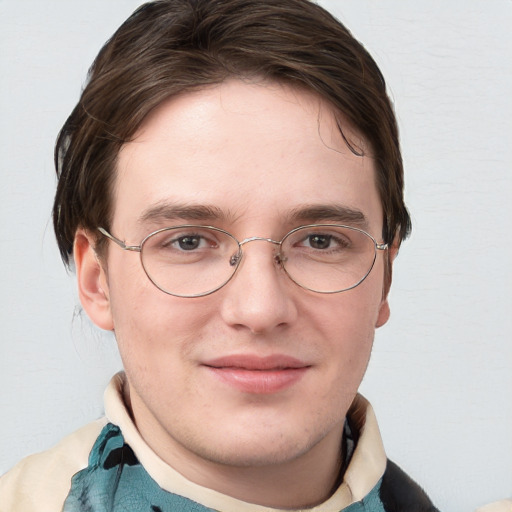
[202,354,311,394]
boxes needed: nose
[219,240,298,335]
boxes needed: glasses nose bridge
[234,236,284,267]
[239,236,281,248]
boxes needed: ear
[375,299,390,328]
[375,241,399,328]
[74,229,114,331]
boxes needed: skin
[74,79,393,508]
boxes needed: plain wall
[1,1,511,510]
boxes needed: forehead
[113,79,382,235]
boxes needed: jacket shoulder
[0,418,107,512]
[379,459,440,512]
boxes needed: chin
[199,439,310,468]
[185,420,331,469]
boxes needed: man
[0,0,439,510]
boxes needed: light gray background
[1,1,511,510]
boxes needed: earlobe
[74,229,114,331]
[375,298,390,328]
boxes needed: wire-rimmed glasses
[98,224,388,298]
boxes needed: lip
[202,354,310,394]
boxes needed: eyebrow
[138,202,227,225]
[287,204,370,230]
[138,201,370,230]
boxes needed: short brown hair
[53,0,411,266]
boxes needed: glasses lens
[140,227,240,297]
[280,225,377,293]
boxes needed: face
[77,80,390,485]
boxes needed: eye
[174,235,207,251]
[282,226,370,268]
[143,228,222,256]
[299,232,350,251]
[142,227,239,270]
[162,232,216,251]
[306,234,334,250]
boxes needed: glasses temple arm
[97,227,141,252]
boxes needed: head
[53,0,411,505]
[54,0,410,280]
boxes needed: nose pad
[274,253,286,266]
[229,251,241,267]
[232,237,284,270]
[229,246,285,271]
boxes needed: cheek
[313,277,384,376]
[318,275,384,341]
[106,260,217,374]
[105,258,179,359]
[325,309,374,379]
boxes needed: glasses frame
[97,224,388,298]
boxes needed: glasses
[98,224,388,298]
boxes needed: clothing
[0,373,438,511]
[475,501,512,512]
